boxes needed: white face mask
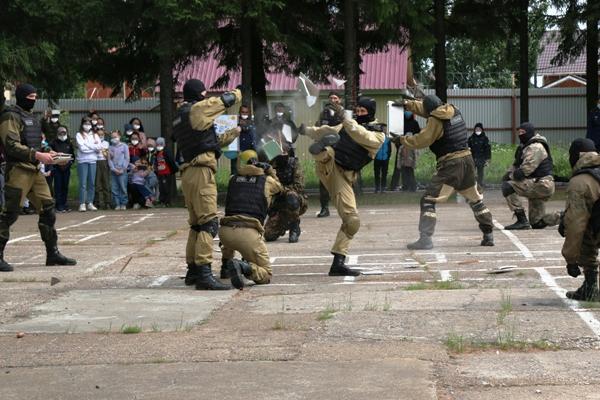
[148,147,155,152]
[156,146,164,151]
[132,124,141,130]
[97,124,104,130]
[276,112,284,118]
[475,130,482,135]
[126,130,133,136]
[82,124,92,132]
[58,135,67,141]
[131,140,139,146]
[91,119,98,125]
[50,117,59,123]
[111,138,120,145]
[240,115,249,120]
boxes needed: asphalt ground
[1,190,599,399]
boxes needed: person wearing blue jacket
[373,135,392,193]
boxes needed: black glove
[253,161,271,172]
[297,123,306,136]
[512,168,526,181]
[502,172,511,182]
[558,211,565,237]
[220,92,236,108]
[566,263,581,278]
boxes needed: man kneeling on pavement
[560,138,600,302]
[219,150,283,289]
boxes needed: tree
[552,0,600,114]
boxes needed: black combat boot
[309,135,340,155]
[481,232,494,246]
[328,253,361,277]
[195,264,231,290]
[0,239,13,272]
[288,221,301,243]
[317,207,330,218]
[530,220,548,229]
[220,259,231,279]
[504,209,531,230]
[566,270,600,301]
[226,259,253,290]
[185,263,202,285]
[407,235,433,250]
[46,246,77,266]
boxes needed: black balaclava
[356,97,376,125]
[15,83,37,111]
[569,138,597,168]
[182,79,206,103]
[518,122,535,145]
[423,94,443,116]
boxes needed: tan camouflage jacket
[561,152,600,264]
[304,117,385,159]
[220,163,283,234]
[400,101,471,163]
[180,89,242,173]
[510,134,551,179]
[0,105,40,172]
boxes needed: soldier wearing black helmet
[299,97,385,275]
[173,79,242,290]
[395,94,494,250]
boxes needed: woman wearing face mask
[76,116,103,212]
[468,122,491,188]
[128,132,147,163]
[50,127,75,212]
[95,117,107,133]
[94,130,112,210]
[129,117,147,147]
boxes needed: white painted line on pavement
[343,276,356,284]
[270,257,277,263]
[149,275,171,287]
[118,213,155,229]
[440,270,452,281]
[75,231,110,243]
[435,253,448,263]
[347,255,358,265]
[85,254,132,274]
[535,267,600,338]
[8,215,106,244]
[57,215,106,231]
[493,220,534,260]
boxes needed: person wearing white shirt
[75,116,103,212]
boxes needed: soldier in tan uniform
[299,97,385,276]
[396,95,494,250]
[219,150,283,289]
[560,138,600,301]
[501,122,561,230]
[0,84,76,272]
[174,79,241,290]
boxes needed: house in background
[172,45,408,125]
[536,30,599,88]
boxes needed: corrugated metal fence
[28,87,587,153]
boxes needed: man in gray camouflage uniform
[502,122,561,230]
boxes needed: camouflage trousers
[505,177,561,225]
[264,189,308,241]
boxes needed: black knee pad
[191,217,219,238]
[39,202,56,227]
[420,197,436,212]
[470,200,485,212]
[501,181,515,197]
[285,192,300,210]
[3,186,22,213]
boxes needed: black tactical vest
[172,103,220,163]
[273,156,296,186]
[514,137,553,178]
[4,106,42,163]
[333,123,383,171]
[572,167,600,235]
[429,108,468,159]
[225,174,268,224]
